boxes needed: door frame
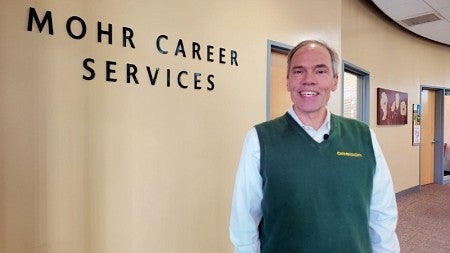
[420,85,447,184]
[266,40,292,120]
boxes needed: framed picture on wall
[377,88,408,125]
[412,104,421,146]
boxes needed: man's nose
[302,71,315,85]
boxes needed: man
[229,40,399,253]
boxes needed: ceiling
[371,0,450,46]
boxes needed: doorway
[420,89,435,185]
[267,40,292,120]
[420,87,448,185]
[444,91,450,178]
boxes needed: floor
[396,183,450,253]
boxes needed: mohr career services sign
[26,7,240,91]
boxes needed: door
[269,50,291,119]
[420,89,435,185]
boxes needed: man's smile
[299,91,319,97]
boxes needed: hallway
[397,184,450,252]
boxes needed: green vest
[255,113,375,253]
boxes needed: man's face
[287,44,338,117]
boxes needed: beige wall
[342,0,450,192]
[3,0,450,252]
[0,0,340,252]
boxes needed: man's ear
[331,75,338,91]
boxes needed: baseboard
[395,185,421,198]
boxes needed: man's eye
[316,69,328,74]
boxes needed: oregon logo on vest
[336,151,363,158]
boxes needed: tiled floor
[396,183,450,253]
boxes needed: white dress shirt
[230,108,400,253]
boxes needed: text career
[26,7,240,91]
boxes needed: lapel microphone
[323,134,329,140]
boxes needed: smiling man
[230,40,400,253]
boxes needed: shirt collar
[287,106,331,133]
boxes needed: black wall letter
[82,58,95,80]
[207,45,214,62]
[230,50,239,66]
[194,73,202,90]
[27,7,54,34]
[156,35,168,54]
[207,74,215,91]
[146,67,159,85]
[127,64,139,84]
[98,22,113,44]
[106,61,117,82]
[192,42,201,60]
[123,27,135,48]
[219,48,226,64]
[177,71,188,88]
[166,68,171,87]
[175,39,186,57]
[66,16,87,40]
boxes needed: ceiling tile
[384,1,434,20]
[372,0,412,10]
[371,0,450,46]
[424,0,450,9]
[436,6,450,20]
[409,20,450,34]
